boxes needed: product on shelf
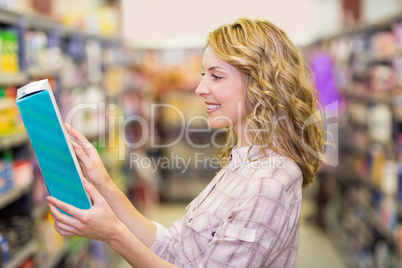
[86,40,102,83]
[369,64,395,92]
[0,214,33,267]
[12,159,33,188]
[34,211,66,267]
[0,150,13,194]
[61,6,119,36]
[24,30,64,77]
[0,28,20,74]
[367,104,392,144]
[0,146,33,196]
[0,86,25,136]
[0,233,10,265]
[24,30,47,71]
[103,66,125,98]
[371,31,397,60]
[393,89,402,121]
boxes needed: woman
[47,18,325,267]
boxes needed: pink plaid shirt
[151,146,303,267]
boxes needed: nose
[195,77,209,97]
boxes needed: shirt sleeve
[201,174,294,268]
[150,218,184,263]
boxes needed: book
[16,79,92,214]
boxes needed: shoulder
[245,150,303,205]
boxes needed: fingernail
[46,196,51,201]
[71,142,81,150]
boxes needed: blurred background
[0,0,401,267]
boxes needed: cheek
[223,102,241,118]
[225,96,247,116]
[207,99,247,128]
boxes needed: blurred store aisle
[117,197,347,268]
[295,199,347,268]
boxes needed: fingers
[64,123,95,154]
[82,178,103,205]
[71,141,92,164]
[53,224,75,237]
[74,145,102,181]
[46,196,83,219]
[48,202,79,235]
[66,124,102,161]
[65,123,89,143]
[79,161,87,176]
[68,140,91,181]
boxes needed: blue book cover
[16,79,92,214]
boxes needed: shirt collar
[226,145,265,170]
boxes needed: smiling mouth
[206,104,221,113]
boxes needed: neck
[234,121,252,148]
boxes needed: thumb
[82,177,104,205]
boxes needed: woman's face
[195,46,248,129]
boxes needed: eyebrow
[201,66,225,71]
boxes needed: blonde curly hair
[207,18,326,188]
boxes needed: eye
[200,72,205,76]
[212,74,222,80]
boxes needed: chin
[208,117,231,129]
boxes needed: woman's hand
[48,180,178,268]
[65,123,111,189]
[47,178,123,242]
[64,124,158,250]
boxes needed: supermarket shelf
[35,238,92,268]
[0,7,21,25]
[311,11,402,45]
[0,181,32,210]
[0,7,120,43]
[36,239,92,268]
[306,13,402,265]
[0,132,28,150]
[343,91,393,105]
[26,66,61,79]
[64,239,91,265]
[0,4,127,268]
[62,25,120,44]
[4,240,36,268]
[35,239,91,268]
[32,201,49,221]
[0,73,28,86]
[41,244,69,268]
